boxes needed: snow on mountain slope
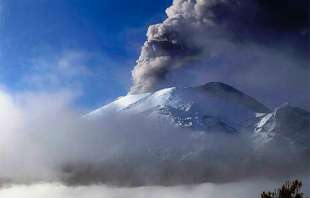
[253,103,310,149]
[86,82,309,147]
[64,82,310,186]
[196,82,270,113]
[88,93,151,115]
[86,82,270,133]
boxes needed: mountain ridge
[196,82,271,113]
[64,82,310,186]
[86,82,309,147]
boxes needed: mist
[0,88,309,187]
[1,178,310,198]
[0,0,309,197]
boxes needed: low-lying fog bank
[1,177,309,198]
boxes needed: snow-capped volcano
[65,82,310,186]
[87,82,271,133]
[253,103,310,149]
[86,82,309,145]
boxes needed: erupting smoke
[131,0,309,98]
[0,0,309,196]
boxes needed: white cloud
[0,88,80,181]
[1,178,309,198]
[22,50,93,90]
[0,87,308,187]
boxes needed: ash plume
[130,0,309,94]
[0,0,309,190]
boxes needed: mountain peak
[87,82,273,133]
[195,82,271,113]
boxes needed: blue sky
[0,0,171,109]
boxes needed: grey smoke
[0,0,309,188]
[130,0,309,108]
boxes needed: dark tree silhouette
[261,180,304,198]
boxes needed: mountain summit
[87,82,269,132]
[63,82,310,186]
[197,82,270,113]
[86,82,309,146]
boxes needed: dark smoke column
[130,0,210,94]
[130,0,309,94]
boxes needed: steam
[130,0,309,107]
